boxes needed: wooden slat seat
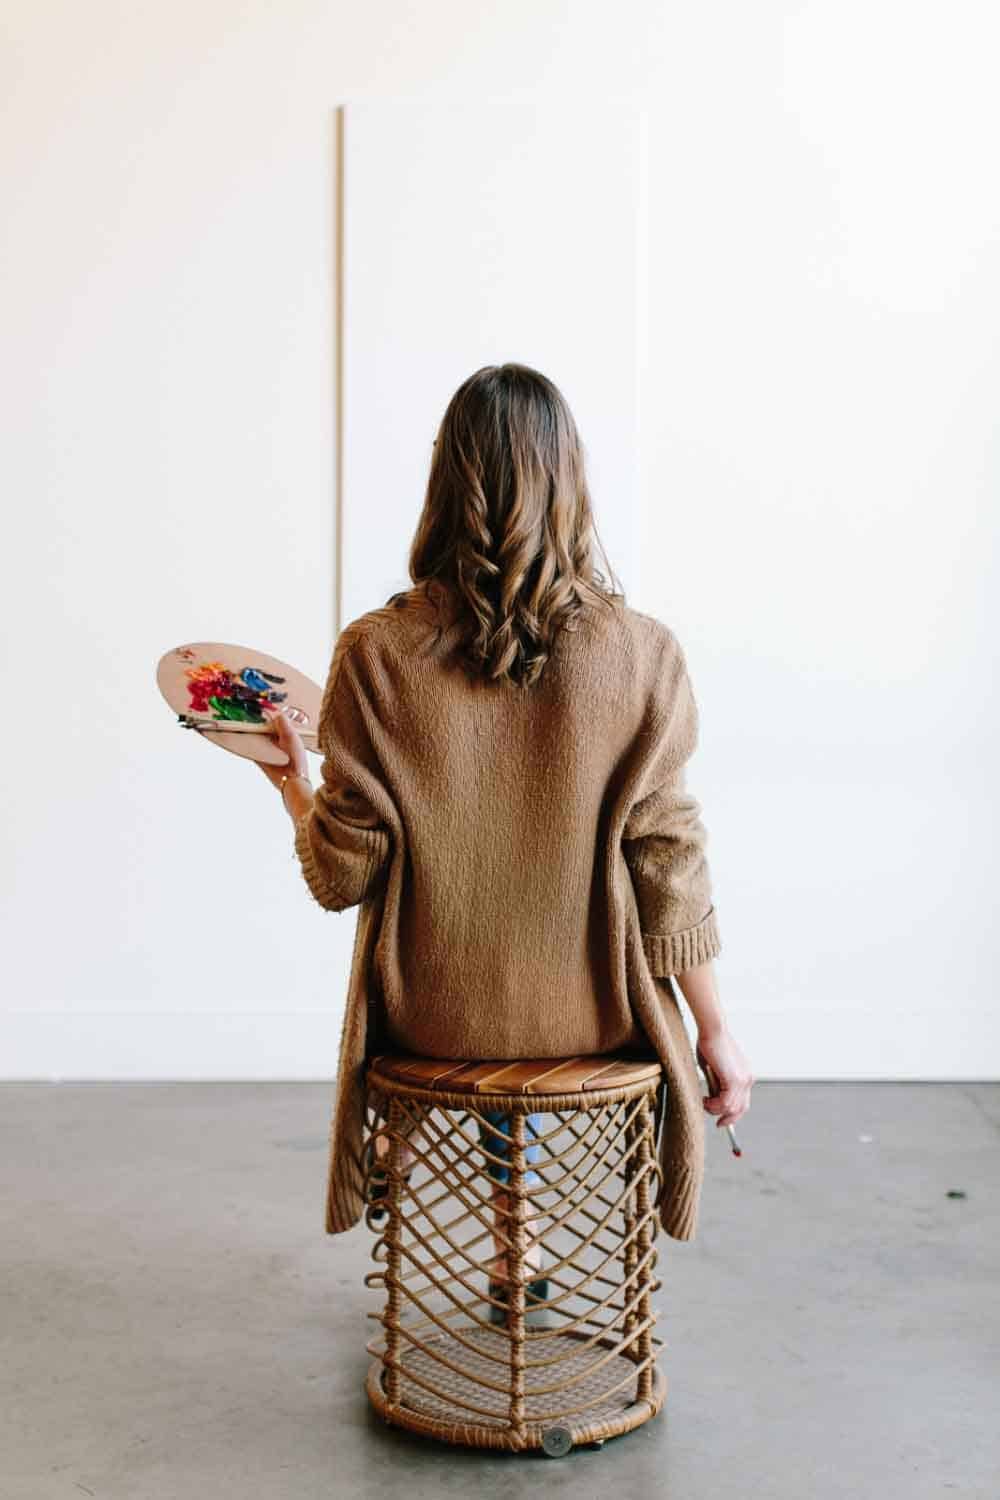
[367,1050,662,1096]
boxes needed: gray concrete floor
[1,1081,997,1499]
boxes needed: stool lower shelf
[366,1324,666,1453]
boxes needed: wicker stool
[361,1051,667,1456]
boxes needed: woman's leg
[479,1109,545,1280]
[370,1095,418,1173]
[371,1134,417,1170]
[372,1107,547,1281]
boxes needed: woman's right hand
[695,1027,754,1128]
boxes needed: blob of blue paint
[242,667,283,694]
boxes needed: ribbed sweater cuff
[294,812,346,910]
[641,905,721,976]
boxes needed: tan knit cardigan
[292,581,722,1241]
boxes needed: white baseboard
[1,1008,996,1081]
[1,1011,346,1080]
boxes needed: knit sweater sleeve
[621,628,722,976]
[292,626,394,913]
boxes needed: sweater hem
[656,1159,700,1240]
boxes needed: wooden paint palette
[156,641,323,767]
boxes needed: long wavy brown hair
[406,364,625,687]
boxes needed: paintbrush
[696,1052,743,1156]
[177,714,317,739]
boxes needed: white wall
[642,2,1000,1076]
[2,1,996,1080]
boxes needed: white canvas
[339,92,647,626]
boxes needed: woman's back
[296,579,719,1067]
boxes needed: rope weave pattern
[362,1070,667,1451]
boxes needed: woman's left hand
[257,709,311,792]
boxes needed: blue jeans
[477,1109,544,1186]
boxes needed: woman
[259,363,753,1293]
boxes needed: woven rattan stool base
[361,1052,667,1456]
[366,1325,666,1452]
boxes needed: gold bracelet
[280,771,311,806]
